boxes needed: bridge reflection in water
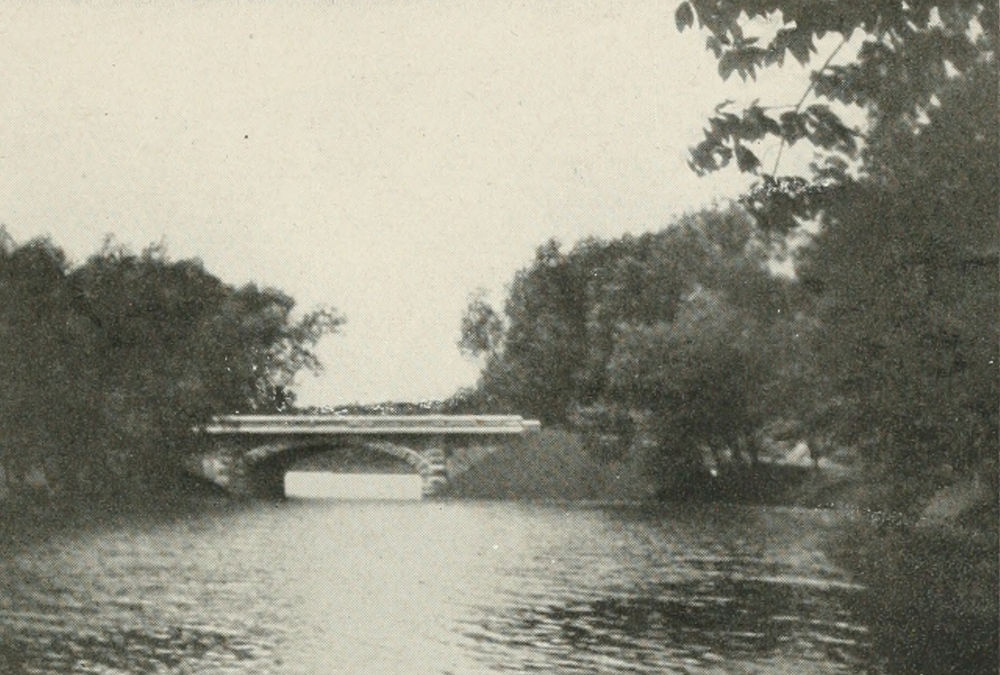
[284,471,424,499]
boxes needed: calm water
[0,497,873,673]
[285,472,425,500]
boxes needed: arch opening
[244,441,430,499]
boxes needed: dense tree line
[0,234,341,502]
[456,205,803,488]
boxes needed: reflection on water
[0,501,873,673]
[285,471,423,500]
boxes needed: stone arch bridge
[185,415,540,498]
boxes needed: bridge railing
[198,414,541,435]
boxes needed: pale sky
[0,1,824,405]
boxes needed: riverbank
[443,428,852,506]
[825,475,999,674]
[0,472,237,547]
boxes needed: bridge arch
[237,439,445,498]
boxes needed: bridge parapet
[200,414,541,436]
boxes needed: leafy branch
[770,35,850,174]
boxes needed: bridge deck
[200,415,541,435]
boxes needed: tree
[457,289,503,359]
[675,0,998,508]
[68,242,343,488]
[0,234,88,496]
[478,239,592,423]
[606,290,774,484]
[796,64,998,506]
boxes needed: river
[0,492,874,673]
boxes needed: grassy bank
[443,428,653,501]
[443,428,846,504]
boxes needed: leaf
[742,106,780,140]
[812,69,859,104]
[706,35,725,57]
[779,111,808,145]
[760,113,781,136]
[714,98,735,113]
[803,104,857,153]
[718,52,738,80]
[713,144,734,168]
[689,138,733,174]
[707,112,740,138]
[734,144,761,172]
[730,47,765,81]
[675,2,695,32]
[786,30,814,66]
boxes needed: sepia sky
[0,2,825,405]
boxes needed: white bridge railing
[199,414,541,435]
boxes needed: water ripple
[0,501,873,673]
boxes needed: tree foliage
[0,235,342,499]
[678,0,995,189]
[607,290,774,477]
[457,289,504,359]
[458,0,996,520]
[676,0,998,513]
[459,205,798,484]
[799,65,997,506]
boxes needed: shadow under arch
[242,439,435,499]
